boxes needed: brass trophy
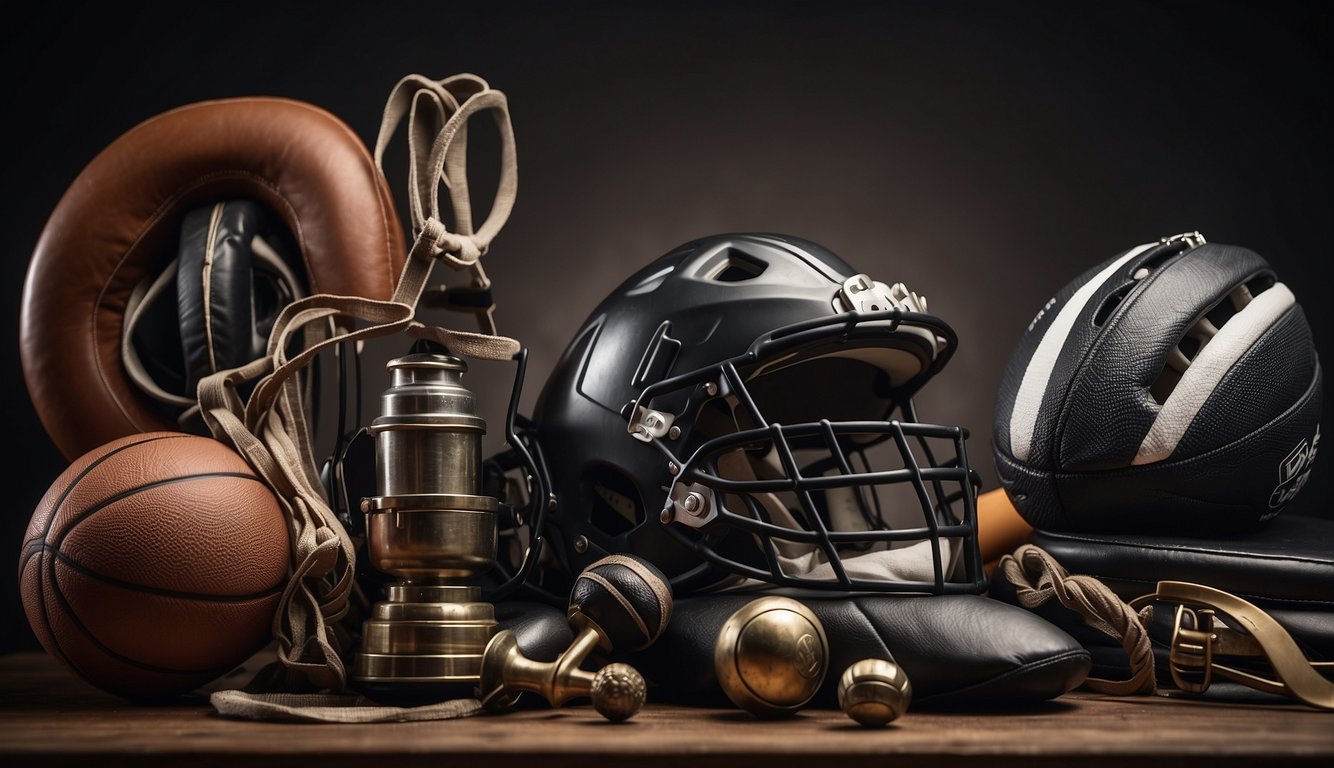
[351,351,501,702]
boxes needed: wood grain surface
[2,651,1330,768]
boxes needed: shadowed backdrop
[3,0,1329,652]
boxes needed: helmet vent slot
[1147,283,1257,405]
[1246,274,1276,296]
[710,249,768,282]
[587,466,644,536]
[1092,283,1135,327]
[1134,243,1183,275]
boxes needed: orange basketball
[18,431,291,700]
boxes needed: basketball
[18,431,291,700]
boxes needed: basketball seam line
[51,472,268,553]
[34,432,189,673]
[47,552,245,680]
[39,433,191,546]
[47,547,287,602]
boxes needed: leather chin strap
[195,73,522,693]
[998,544,1156,696]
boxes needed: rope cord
[196,73,521,692]
[996,543,1156,696]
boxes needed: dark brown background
[3,1,1330,653]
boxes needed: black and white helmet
[993,232,1322,534]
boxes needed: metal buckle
[1129,581,1334,710]
[1159,231,1207,249]
[833,275,928,315]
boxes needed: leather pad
[175,199,305,396]
[992,515,1334,703]
[495,600,573,663]
[623,592,1090,709]
[21,97,407,461]
[1019,515,1334,659]
[1027,515,1334,611]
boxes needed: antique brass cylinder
[351,352,501,701]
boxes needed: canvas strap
[209,689,481,723]
[196,72,521,693]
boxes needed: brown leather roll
[20,97,408,460]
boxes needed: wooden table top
[2,650,1330,768]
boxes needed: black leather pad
[992,515,1334,703]
[495,601,573,663]
[176,199,303,394]
[1027,514,1334,611]
[623,592,1090,709]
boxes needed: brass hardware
[714,596,829,718]
[477,553,670,722]
[1128,581,1334,710]
[478,626,646,722]
[838,658,912,727]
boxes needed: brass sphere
[713,596,829,718]
[590,662,647,722]
[837,658,912,727]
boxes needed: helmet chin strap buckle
[629,404,676,443]
[1159,231,1207,249]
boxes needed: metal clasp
[628,404,675,443]
[833,275,929,315]
[1167,605,1216,694]
[1159,231,1207,249]
[1130,581,1334,710]
[662,482,718,528]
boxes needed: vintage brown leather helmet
[20,97,408,460]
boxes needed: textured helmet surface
[528,233,984,596]
[992,233,1323,534]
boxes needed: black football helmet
[514,233,985,597]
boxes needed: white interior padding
[709,449,961,590]
[1133,282,1295,465]
[748,339,927,387]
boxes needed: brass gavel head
[838,658,912,727]
[478,553,673,721]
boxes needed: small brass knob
[838,658,912,727]
[590,662,647,722]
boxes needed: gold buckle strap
[1129,581,1334,710]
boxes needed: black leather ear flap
[24,97,409,461]
[176,199,305,396]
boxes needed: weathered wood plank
[2,651,1330,768]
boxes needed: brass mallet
[478,554,672,722]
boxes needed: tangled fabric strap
[210,690,481,723]
[197,72,521,695]
[374,72,518,347]
[996,543,1156,696]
